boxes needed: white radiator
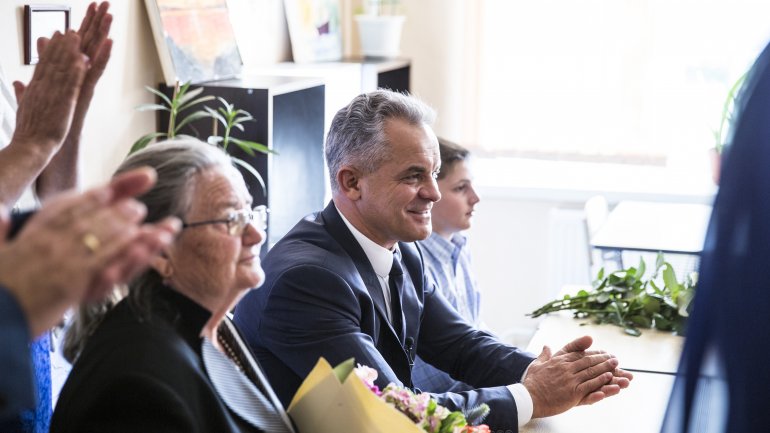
[545,207,591,296]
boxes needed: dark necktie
[389,249,405,343]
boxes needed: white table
[521,371,675,433]
[520,311,684,433]
[526,314,684,374]
[590,201,712,255]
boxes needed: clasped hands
[523,335,634,419]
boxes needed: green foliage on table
[529,253,696,336]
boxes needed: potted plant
[711,72,747,184]
[130,81,273,193]
[355,0,405,58]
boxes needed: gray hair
[325,90,436,192]
[115,138,235,224]
[63,139,235,362]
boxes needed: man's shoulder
[265,208,351,271]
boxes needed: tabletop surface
[520,371,675,433]
[590,201,713,254]
[526,314,685,374]
[520,306,684,433]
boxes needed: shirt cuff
[507,382,533,427]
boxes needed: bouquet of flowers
[287,357,490,433]
[354,364,491,433]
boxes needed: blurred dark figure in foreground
[661,40,770,433]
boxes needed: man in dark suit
[234,90,632,431]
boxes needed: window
[470,0,770,166]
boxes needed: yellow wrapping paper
[287,358,423,433]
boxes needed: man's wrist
[507,382,534,427]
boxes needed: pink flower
[354,363,381,395]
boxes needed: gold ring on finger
[82,232,101,253]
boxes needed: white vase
[355,15,405,58]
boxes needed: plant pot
[355,15,405,58]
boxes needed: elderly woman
[51,140,294,433]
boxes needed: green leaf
[463,404,490,425]
[135,103,170,112]
[216,96,233,110]
[174,110,212,134]
[178,95,216,113]
[624,327,641,337]
[204,106,227,126]
[332,358,355,382]
[636,257,646,282]
[655,252,665,272]
[596,267,605,281]
[144,85,172,106]
[231,156,266,195]
[177,85,205,105]
[129,131,167,154]
[642,297,660,314]
[231,138,275,155]
[662,264,682,293]
[628,315,651,328]
[439,412,468,433]
[233,114,255,125]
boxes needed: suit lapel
[321,203,394,331]
[397,242,425,347]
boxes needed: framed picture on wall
[283,0,343,63]
[144,0,242,85]
[24,5,71,65]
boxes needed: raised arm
[0,31,86,207]
[35,1,113,199]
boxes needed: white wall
[468,197,555,345]
[399,0,467,142]
[0,1,161,189]
[0,0,297,190]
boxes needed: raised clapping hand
[12,2,112,146]
[0,168,181,339]
[11,30,87,156]
[524,335,634,419]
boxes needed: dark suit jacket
[51,287,266,433]
[234,202,535,431]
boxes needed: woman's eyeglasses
[182,205,268,236]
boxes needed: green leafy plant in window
[529,253,696,336]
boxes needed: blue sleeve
[0,286,35,420]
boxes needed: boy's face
[431,160,480,239]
